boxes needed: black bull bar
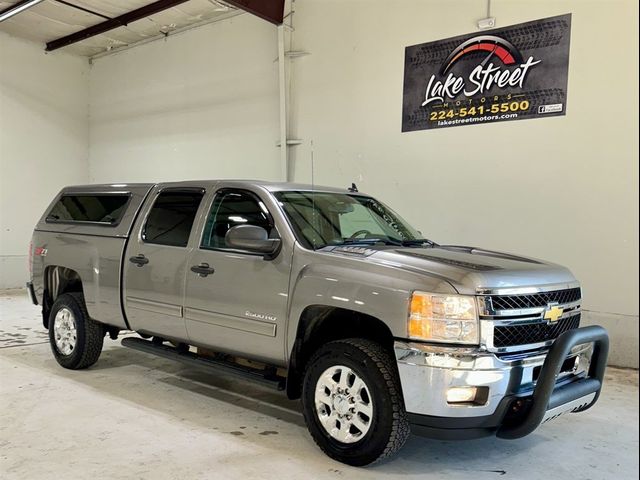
[497,325,609,439]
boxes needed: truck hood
[328,245,577,294]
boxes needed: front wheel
[301,339,410,466]
[48,293,104,369]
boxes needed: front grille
[493,314,581,348]
[490,287,581,311]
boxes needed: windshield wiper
[333,238,388,246]
[331,238,436,248]
[332,238,404,247]
[400,238,437,247]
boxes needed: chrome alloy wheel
[53,307,77,355]
[314,365,373,443]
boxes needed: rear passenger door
[124,187,205,341]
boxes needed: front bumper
[395,326,609,440]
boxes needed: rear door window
[47,194,130,225]
[142,190,204,247]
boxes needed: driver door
[183,188,291,364]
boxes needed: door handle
[129,254,149,267]
[190,263,215,277]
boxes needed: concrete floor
[1,290,638,480]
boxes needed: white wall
[89,13,280,184]
[0,33,89,289]
[288,0,639,366]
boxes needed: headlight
[408,292,479,344]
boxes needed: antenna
[310,140,317,249]
[310,139,315,191]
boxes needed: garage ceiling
[0,0,241,57]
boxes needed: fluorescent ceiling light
[0,0,44,23]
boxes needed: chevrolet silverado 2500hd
[27,180,609,466]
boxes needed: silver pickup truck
[27,180,609,466]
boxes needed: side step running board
[121,337,286,391]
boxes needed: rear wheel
[301,338,410,466]
[48,293,104,369]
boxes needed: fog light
[446,386,489,405]
[447,387,477,403]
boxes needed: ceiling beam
[0,0,44,23]
[45,0,191,52]
[45,0,287,53]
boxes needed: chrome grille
[493,314,581,348]
[481,285,582,352]
[489,287,581,311]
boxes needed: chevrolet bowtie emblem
[543,304,564,323]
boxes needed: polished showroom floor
[1,290,638,480]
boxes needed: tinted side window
[47,195,129,224]
[201,191,273,249]
[143,191,204,247]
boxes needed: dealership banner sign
[402,14,571,132]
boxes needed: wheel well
[286,305,395,399]
[42,266,84,328]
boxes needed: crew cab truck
[27,180,609,466]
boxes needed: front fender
[286,252,457,357]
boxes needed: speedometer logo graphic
[440,35,524,75]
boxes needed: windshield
[274,191,428,250]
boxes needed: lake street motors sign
[402,14,572,132]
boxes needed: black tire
[48,293,104,369]
[301,338,410,466]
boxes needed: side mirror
[225,225,281,257]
